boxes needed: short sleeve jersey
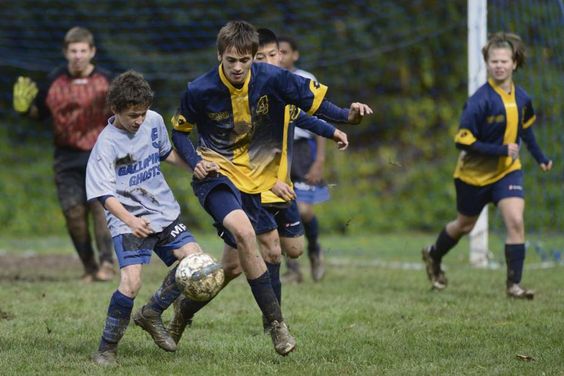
[86,110,180,237]
[173,62,327,194]
[453,79,536,186]
[36,65,112,151]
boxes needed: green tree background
[0,0,562,237]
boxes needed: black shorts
[264,200,304,238]
[53,148,92,212]
[455,170,525,216]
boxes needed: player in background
[87,71,206,366]
[12,27,115,282]
[251,27,350,331]
[421,32,552,299]
[170,20,372,356]
[278,35,330,282]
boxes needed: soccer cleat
[91,348,117,366]
[133,306,177,352]
[80,272,96,284]
[309,247,326,282]
[269,320,296,356]
[421,246,447,290]
[506,283,534,300]
[281,259,304,284]
[167,297,193,345]
[95,261,115,282]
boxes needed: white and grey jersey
[293,68,318,141]
[86,110,181,237]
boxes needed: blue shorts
[192,174,276,248]
[293,181,330,204]
[260,200,304,238]
[291,138,330,204]
[455,170,525,216]
[113,218,196,268]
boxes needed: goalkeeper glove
[13,76,38,113]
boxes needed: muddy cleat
[167,297,192,345]
[95,261,115,282]
[269,320,296,356]
[506,283,534,300]
[421,246,447,290]
[133,306,177,352]
[91,348,117,366]
[80,272,97,284]
[309,247,326,282]
[282,259,303,284]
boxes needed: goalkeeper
[12,27,115,282]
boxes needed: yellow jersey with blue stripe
[173,62,327,194]
[453,79,536,186]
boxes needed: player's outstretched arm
[171,129,203,169]
[164,149,193,172]
[13,76,39,115]
[332,129,348,150]
[347,102,374,124]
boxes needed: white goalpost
[467,0,490,268]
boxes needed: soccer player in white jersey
[279,35,330,282]
[86,71,206,366]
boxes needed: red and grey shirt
[36,65,112,151]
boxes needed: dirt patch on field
[0,254,82,282]
[0,308,14,321]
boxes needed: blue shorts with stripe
[112,218,196,269]
[192,174,276,248]
[258,199,304,238]
[455,169,525,217]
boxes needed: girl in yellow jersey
[422,32,552,299]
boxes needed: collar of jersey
[218,63,251,95]
[488,78,515,100]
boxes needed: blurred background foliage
[0,0,562,238]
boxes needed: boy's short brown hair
[216,20,259,57]
[107,70,154,113]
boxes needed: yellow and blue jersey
[453,78,536,186]
[173,62,327,194]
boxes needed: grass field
[0,233,563,375]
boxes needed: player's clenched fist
[13,76,38,113]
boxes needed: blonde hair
[482,32,526,70]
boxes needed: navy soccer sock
[505,243,525,284]
[304,216,320,256]
[177,296,211,320]
[99,290,134,351]
[266,262,282,306]
[430,227,459,261]
[147,266,182,314]
[248,271,283,323]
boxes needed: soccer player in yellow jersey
[170,21,371,355]
[422,32,552,299]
